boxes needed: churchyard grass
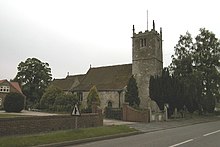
[0,125,137,147]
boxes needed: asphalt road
[73,120,220,147]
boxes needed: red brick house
[0,79,25,109]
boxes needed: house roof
[10,82,23,94]
[0,79,24,95]
[73,64,132,91]
[52,74,85,91]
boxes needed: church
[52,21,163,110]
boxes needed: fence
[105,107,122,120]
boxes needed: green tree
[194,28,220,112]
[150,68,185,116]
[125,75,140,107]
[87,85,100,109]
[40,85,63,110]
[53,93,78,112]
[40,85,78,112]
[14,58,52,106]
[170,31,194,78]
[3,92,25,112]
[170,28,220,113]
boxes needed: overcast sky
[0,0,220,80]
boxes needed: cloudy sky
[0,0,219,80]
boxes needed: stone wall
[0,113,103,137]
[122,103,150,123]
[81,91,125,109]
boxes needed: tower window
[140,39,144,47]
[140,38,147,47]
[144,38,147,46]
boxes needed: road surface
[73,120,220,147]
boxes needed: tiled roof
[66,74,85,82]
[10,82,23,94]
[73,64,132,91]
[52,74,85,91]
[0,80,6,84]
[0,79,24,95]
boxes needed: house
[0,79,25,109]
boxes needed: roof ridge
[91,63,132,69]
[66,74,85,77]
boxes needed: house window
[0,86,10,93]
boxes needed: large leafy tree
[170,28,220,113]
[125,75,140,107]
[14,58,52,105]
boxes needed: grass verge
[0,125,137,147]
[0,113,23,118]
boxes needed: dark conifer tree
[125,75,140,107]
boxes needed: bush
[53,93,78,112]
[40,85,63,110]
[87,86,100,109]
[3,92,25,112]
[40,85,79,113]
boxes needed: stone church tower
[132,21,163,109]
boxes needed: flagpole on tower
[147,10,149,30]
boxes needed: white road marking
[169,139,194,147]
[203,129,220,137]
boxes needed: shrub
[3,92,25,112]
[40,85,63,109]
[87,86,100,109]
[40,85,79,113]
[53,93,78,112]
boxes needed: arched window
[107,101,112,108]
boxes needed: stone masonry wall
[0,113,103,137]
[81,91,124,109]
